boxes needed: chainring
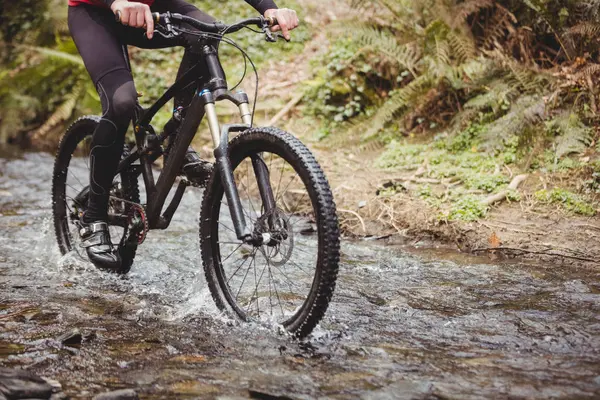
[126,203,148,245]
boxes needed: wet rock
[57,329,82,346]
[92,389,138,400]
[248,389,294,400]
[358,290,387,306]
[361,380,434,399]
[170,381,220,396]
[42,378,62,392]
[0,368,53,399]
[49,393,68,400]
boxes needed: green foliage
[444,195,488,221]
[534,187,596,215]
[446,123,484,153]
[306,0,598,172]
[546,111,593,158]
[0,35,97,145]
[303,38,377,127]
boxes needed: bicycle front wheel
[200,127,340,338]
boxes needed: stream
[1,150,600,399]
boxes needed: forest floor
[203,0,600,269]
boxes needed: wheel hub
[252,208,294,266]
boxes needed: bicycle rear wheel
[200,127,340,338]
[52,116,140,274]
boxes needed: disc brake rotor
[254,208,294,266]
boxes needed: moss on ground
[373,120,598,221]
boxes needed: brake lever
[265,29,277,42]
[153,29,176,40]
[274,32,290,43]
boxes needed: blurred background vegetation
[1,0,599,220]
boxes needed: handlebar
[152,12,275,35]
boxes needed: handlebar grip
[266,16,277,27]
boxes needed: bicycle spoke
[290,191,308,215]
[220,243,244,264]
[218,221,237,235]
[235,254,254,302]
[271,263,302,296]
[249,249,259,316]
[226,252,252,285]
[221,199,254,224]
[248,255,269,318]
[274,158,286,202]
[69,170,85,190]
[267,258,285,317]
[286,258,313,277]
[276,175,299,204]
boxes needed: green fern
[0,36,97,145]
[448,30,477,64]
[479,95,546,152]
[33,82,84,140]
[354,26,421,76]
[363,74,433,137]
[567,21,600,38]
[547,111,593,158]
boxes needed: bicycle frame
[114,41,275,244]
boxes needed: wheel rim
[211,150,321,327]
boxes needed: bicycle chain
[109,196,149,245]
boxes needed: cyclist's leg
[68,5,137,269]
[69,5,138,224]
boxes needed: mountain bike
[51,13,340,338]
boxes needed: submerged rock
[57,329,83,346]
[92,389,138,400]
[0,368,53,399]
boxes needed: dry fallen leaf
[488,232,501,248]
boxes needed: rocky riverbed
[1,151,600,399]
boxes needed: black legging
[68,0,274,222]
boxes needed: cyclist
[68,0,299,271]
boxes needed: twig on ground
[338,208,367,233]
[478,221,545,236]
[472,246,599,263]
[267,92,304,126]
[573,223,600,231]
[504,164,513,179]
[482,174,528,206]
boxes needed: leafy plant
[534,187,596,215]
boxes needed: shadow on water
[1,152,599,399]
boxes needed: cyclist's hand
[264,8,299,41]
[111,0,154,39]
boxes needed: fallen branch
[267,92,304,126]
[338,208,367,233]
[472,246,599,263]
[481,174,528,206]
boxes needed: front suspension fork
[200,90,276,243]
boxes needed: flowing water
[1,150,599,399]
